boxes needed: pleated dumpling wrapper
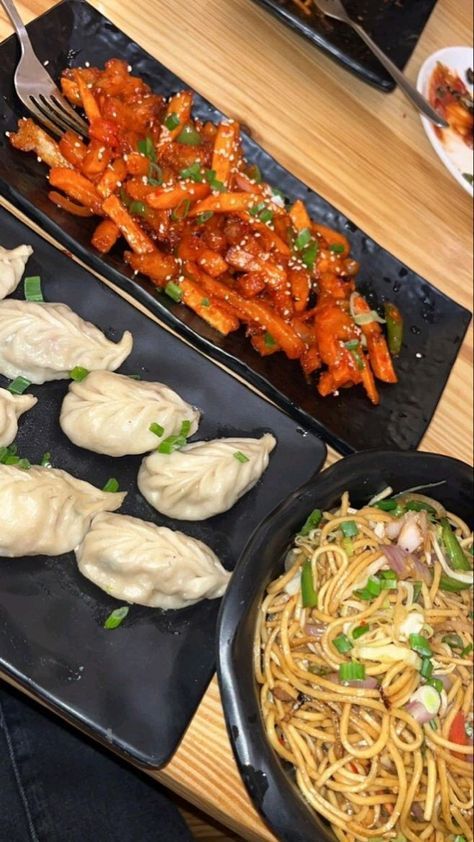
[76,512,230,609]
[0,244,33,299]
[60,370,200,457]
[0,300,133,384]
[0,464,126,557]
[138,433,276,521]
[0,386,37,447]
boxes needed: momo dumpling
[0,300,133,384]
[138,433,276,520]
[0,387,37,447]
[0,464,126,557]
[60,370,200,457]
[0,244,33,299]
[75,512,230,609]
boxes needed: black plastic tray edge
[251,0,395,91]
[216,450,474,841]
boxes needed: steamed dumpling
[0,387,37,447]
[138,433,276,520]
[75,512,230,609]
[0,244,33,299]
[60,370,200,457]
[0,300,133,384]
[0,464,126,557]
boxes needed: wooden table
[0,1,472,839]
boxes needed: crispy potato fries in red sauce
[9,59,403,404]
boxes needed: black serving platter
[0,0,470,456]
[217,450,474,842]
[0,205,326,768]
[252,0,437,92]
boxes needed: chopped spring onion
[299,508,322,536]
[180,420,191,437]
[271,186,286,201]
[128,374,141,380]
[441,633,464,651]
[196,211,214,224]
[259,208,274,224]
[352,624,370,640]
[439,574,473,592]
[147,162,163,186]
[300,241,318,270]
[354,575,382,601]
[367,486,393,505]
[408,684,441,719]
[177,124,202,145]
[384,302,404,356]
[249,201,266,217]
[164,113,180,131]
[350,347,365,371]
[427,678,444,694]
[413,581,423,602]
[409,633,432,658]
[7,376,31,394]
[354,311,386,326]
[0,445,30,469]
[233,451,249,463]
[104,606,129,629]
[70,367,89,382]
[441,518,471,571]
[149,422,164,438]
[201,298,210,307]
[171,198,191,221]
[339,662,366,682]
[344,339,360,351]
[40,451,52,467]
[264,332,276,347]
[180,162,203,182]
[341,537,354,556]
[204,170,225,192]
[341,520,358,538]
[404,500,437,515]
[333,633,353,654]
[295,228,312,250]
[24,275,43,301]
[164,281,183,302]
[245,163,262,183]
[453,836,467,842]
[137,136,156,159]
[301,559,318,608]
[103,478,119,493]
[462,644,473,658]
[329,244,345,254]
[420,658,433,679]
[379,570,398,590]
[129,200,147,216]
[373,498,398,511]
[158,434,187,454]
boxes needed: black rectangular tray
[252,0,437,91]
[0,0,470,455]
[0,205,326,768]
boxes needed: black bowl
[217,450,473,842]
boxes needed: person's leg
[0,682,194,842]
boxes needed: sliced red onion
[380,543,408,575]
[406,700,434,724]
[305,623,327,638]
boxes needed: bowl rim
[217,449,474,842]
[416,45,474,197]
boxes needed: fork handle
[0,0,33,56]
[350,21,448,128]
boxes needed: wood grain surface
[0,1,472,840]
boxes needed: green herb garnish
[24,275,43,301]
[7,376,31,394]
[104,606,129,629]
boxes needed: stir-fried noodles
[255,490,474,841]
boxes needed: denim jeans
[0,682,194,842]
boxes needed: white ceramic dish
[417,46,473,197]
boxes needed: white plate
[417,46,473,197]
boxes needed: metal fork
[312,0,448,128]
[1,0,88,136]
